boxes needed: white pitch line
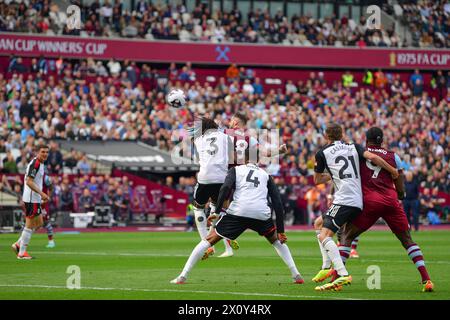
[31,250,450,265]
[0,284,364,300]
[32,251,188,257]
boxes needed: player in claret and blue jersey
[312,123,399,291]
[338,127,434,292]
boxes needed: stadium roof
[59,141,198,173]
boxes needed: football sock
[406,243,431,282]
[19,227,33,256]
[209,203,217,215]
[351,237,359,250]
[15,226,24,245]
[322,237,348,276]
[223,239,233,253]
[45,222,54,241]
[338,245,351,264]
[194,207,208,240]
[272,240,300,277]
[316,230,331,269]
[180,239,211,278]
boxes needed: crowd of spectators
[0,173,160,222]
[0,137,97,175]
[399,0,450,48]
[0,0,435,48]
[1,55,449,192]
[1,54,449,225]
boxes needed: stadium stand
[0,0,448,48]
[1,54,449,224]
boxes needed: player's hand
[207,214,218,227]
[41,193,49,204]
[327,195,334,207]
[278,233,287,244]
[279,144,288,154]
[391,169,399,180]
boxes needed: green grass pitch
[0,230,449,300]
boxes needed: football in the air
[167,89,186,108]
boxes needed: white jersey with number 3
[227,163,271,220]
[194,130,230,184]
[315,141,365,209]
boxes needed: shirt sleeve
[354,143,366,162]
[216,167,236,213]
[26,159,40,179]
[314,150,326,173]
[267,175,285,234]
[394,153,403,171]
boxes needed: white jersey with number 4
[227,163,271,220]
[194,130,230,184]
[314,141,365,209]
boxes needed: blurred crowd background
[1,54,448,225]
[0,0,449,226]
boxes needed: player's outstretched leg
[312,216,333,283]
[193,203,214,258]
[315,228,352,291]
[333,222,365,286]
[267,233,303,284]
[170,231,221,284]
[193,204,208,240]
[395,231,434,292]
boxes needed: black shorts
[24,202,42,218]
[323,204,361,233]
[215,214,276,240]
[193,183,222,206]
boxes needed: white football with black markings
[167,89,186,108]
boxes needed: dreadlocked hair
[187,117,219,138]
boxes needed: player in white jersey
[11,144,50,259]
[171,148,304,285]
[312,123,398,291]
[191,117,238,258]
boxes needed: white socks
[194,207,208,240]
[322,237,348,276]
[180,239,211,278]
[272,240,300,277]
[16,234,23,246]
[316,230,332,269]
[19,227,33,256]
[223,239,233,253]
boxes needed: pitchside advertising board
[0,33,449,70]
